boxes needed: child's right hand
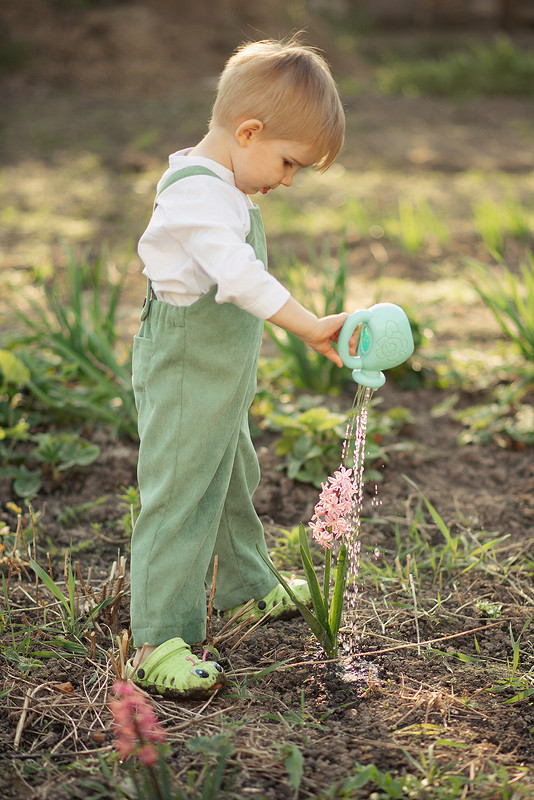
[267,300,357,368]
[302,312,349,367]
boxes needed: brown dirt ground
[1,3,534,799]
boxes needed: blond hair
[210,37,345,171]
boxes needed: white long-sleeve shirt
[138,149,290,320]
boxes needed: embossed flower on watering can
[375,322,406,363]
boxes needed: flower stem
[146,764,166,800]
[328,544,348,656]
[323,547,331,608]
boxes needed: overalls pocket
[132,334,154,412]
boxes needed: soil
[1,3,534,799]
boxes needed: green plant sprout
[267,405,348,487]
[270,525,302,570]
[2,576,44,674]
[329,722,533,797]
[58,495,109,526]
[475,599,503,618]
[487,620,534,704]
[0,349,32,474]
[359,478,510,595]
[284,742,304,800]
[454,384,534,448]
[118,484,141,538]
[1,428,100,498]
[33,431,100,480]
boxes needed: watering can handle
[337,309,371,369]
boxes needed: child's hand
[268,299,359,368]
[303,313,349,368]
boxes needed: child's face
[232,131,317,196]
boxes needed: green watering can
[337,302,414,389]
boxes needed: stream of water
[340,384,374,654]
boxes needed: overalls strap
[155,166,221,204]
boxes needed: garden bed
[1,379,534,798]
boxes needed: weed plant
[432,252,534,447]
[376,35,534,98]
[454,383,534,448]
[1,248,136,497]
[266,240,351,394]
[12,247,137,437]
[472,195,531,256]
[29,555,116,642]
[264,396,413,487]
[383,197,449,255]
[118,484,141,538]
[359,477,513,593]
[1,523,127,662]
[266,403,348,486]
[0,350,33,482]
[0,423,100,498]
[468,253,534,366]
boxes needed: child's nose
[281,173,294,187]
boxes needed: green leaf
[404,475,454,546]
[9,467,42,498]
[298,523,330,631]
[33,432,100,472]
[341,763,376,791]
[284,743,304,797]
[0,350,30,386]
[256,545,335,655]
[29,558,72,615]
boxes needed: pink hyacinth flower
[109,680,166,762]
[309,464,358,549]
[328,466,354,499]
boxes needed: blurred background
[1,0,534,346]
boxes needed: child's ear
[235,119,264,146]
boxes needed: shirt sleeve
[155,174,290,319]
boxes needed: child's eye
[284,160,294,168]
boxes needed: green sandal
[126,637,226,698]
[222,576,311,622]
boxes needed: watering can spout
[337,303,414,389]
[350,365,386,390]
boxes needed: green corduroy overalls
[130,166,277,647]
